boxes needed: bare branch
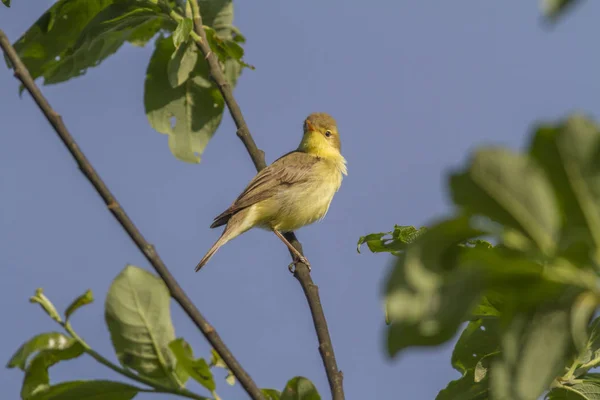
[187,2,345,399]
[0,29,265,400]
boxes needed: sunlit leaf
[7,332,79,370]
[173,18,193,49]
[385,217,485,355]
[437,319,499,400]
[44,1,169,84]
[20,341,85,399]
[281,377,320,400]
[105,265,181,388]
[357,225,427,254]
[64,289,93,321]
[167,39,198,88]
[145,35,233,163]
[529,116,600,260]
[28,380,141,400]
[29,288,61,322]
[11,0,115,83]
[169,338,215,391]
[450,148,559,255]
[491,307,575,400]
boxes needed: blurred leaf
[169,338,215,391]
[385,217,485,355]
[210,349,235,386]
[145,35,235,163]
[167,39,198,88]
[542,0,581,20]
[2,0,10,8]
[105,265,181,388]
[529,116,600,259]
[173,18,193,48]
[11,0,114,83]
[262,389,282,400]
[437,319,499,400]
[20,341,85,399]
[281,377,320,400]
[548,373,600,399]
[28,380,141,400]
[357,225,427,254]
[491,307,575,400]
[44,1,169,84]
[30,288,61,322]
[64,289,94,321]
[7,332,77,370]
[450,148,559,256]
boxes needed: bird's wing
[210,151,319,228]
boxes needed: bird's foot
[288,255,311,274]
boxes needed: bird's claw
[288,255,311,274]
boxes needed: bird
[194,112,347,272]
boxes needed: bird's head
[298,112,342,158]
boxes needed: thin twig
[186,2,345,399]
[0,29,265,400]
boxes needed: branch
[0,29,265,400]
[187,2,345,399]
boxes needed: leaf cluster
[7,266,321,399]
[360,116,600,399]
[5,0,252,163]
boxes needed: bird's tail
[194,230,232,272]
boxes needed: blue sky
[2,1,600,399]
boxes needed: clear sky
[2,1,600,399]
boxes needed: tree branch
[187,2,345,399]
[0,29,265,400]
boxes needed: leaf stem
[0,28,263,400]
[185,1,345,399]
[61,322,209,400]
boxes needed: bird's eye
[325,130,332,137]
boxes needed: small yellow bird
[194,112,347,272]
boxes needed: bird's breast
[264,162,343,232]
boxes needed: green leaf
[542,0,581,20]
[262,389,282,400]
[145,35,235,163]
[491,307,575,400]
[43,1,169,85]
[64,289,94,321]
[169,338,216,391]
[357,225,427,254]
[28,380,141,400]
[173,18,193,48]
[385,217,485,356]
[210,349,235,386]
[167,39,198,88]
[281,377,320,400]
[437,319,500,400]
[548,374,600,399]
[20,341,85,399]
[127,15,165,47]
[529,116,600,258]
[450,148,559,256]
[30,288,61,322]
[204,26,253,69]
[7,332,78,370]
[2,0,10,8]
[105,265,181,388]
[11,0,115,83]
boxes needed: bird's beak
[305,120,316,132]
